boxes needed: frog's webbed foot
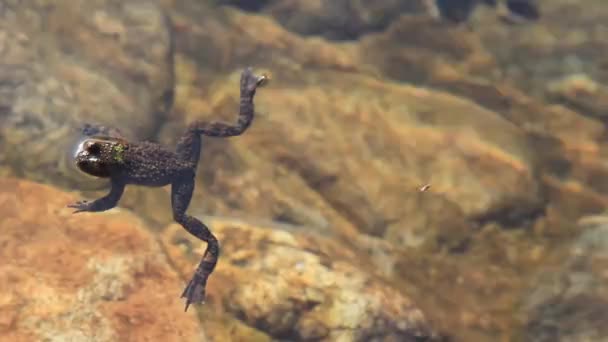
[240,67,269,95]
[181,273,207,312]
[67,200,94,213]
[81,123,126,139]
[67,181,125,214]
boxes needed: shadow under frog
[68,67,268,311]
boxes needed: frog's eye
[84,141,102,155]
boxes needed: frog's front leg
[68,179,125,213]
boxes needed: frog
[68,67,268,311]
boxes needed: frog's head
[73,137,128,178]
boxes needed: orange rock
[0,178,204,342]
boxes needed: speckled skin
[68,67,268,311]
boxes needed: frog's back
[121,141,191,186]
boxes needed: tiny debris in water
[419,184,431,192]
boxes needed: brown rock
[166,4,363,76]
[547,73,608,120]
[259,0,427,40]
[161,217,441,341]
[144,4,543,252]
[428,69,608,227]
[160,68,540,254]
[0,178,204,341]
[471,0,608,96]
[359,14,496,84]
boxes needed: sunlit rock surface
[161,217,442,341]
[0,178,204,341]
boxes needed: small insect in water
[419,184,431,192]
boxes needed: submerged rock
[0,0,173,188]
[161,217,443,341]
[0,178,204,341]
[2,1,608,341]
[219,0,540,40]
[547,73,608,121]
[522,215,608,341]
[221,0,426,40]
[432,0,540,23]
[176,68,542,249]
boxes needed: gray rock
[0,0,174,188]
[522,215,608,342]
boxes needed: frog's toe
[240,67,269,93]
[181,275,207,312]
[67,200,91,213]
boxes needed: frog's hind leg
[171,173,219,311]
[174,67,268,166]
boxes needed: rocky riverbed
[1,0,607,341]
